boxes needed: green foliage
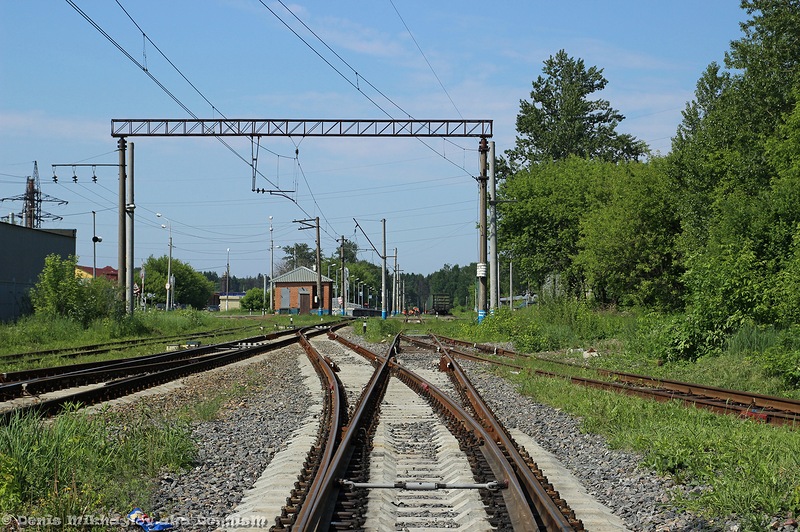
[511,372,800,526]
[576,158,683,309]
[29,254,121,327]
[427,263,476,310]
[0,405,194,519]
[140,255,214,309]
[758,325,800,386]
[508,49,647,168]
[279,243,316,272]
[677,241,770,359]
[240,287,266,311]
[456,300,630,353]
[498,157,604,293]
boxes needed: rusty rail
[272,324,349,530]
[433,334,800,428]
[330,334,580,530]
[404,335,583,531]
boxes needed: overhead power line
[388,0,463,119]
[264,0,478,176]
[65,0,283,190]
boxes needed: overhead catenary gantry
[110,118,493,320]
[111,118,492,138]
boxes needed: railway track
[433,334,800,428]
[258,328,585,531]
[0,323,264,366]
[4,324,663,529]
[0,327,334,423]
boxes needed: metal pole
[477,137,489,323]
[269,216,274,312]
[393,250,398,316]
[167,229,172,310]
[126,142,135,314]
[315,217,323,315]
[226,248,230,312]
[117,138,126,292]
[381,219,387,320]
[509,261,513,309]
[489,140,498,314]
[157,213,172,310]
[92,210,97,279]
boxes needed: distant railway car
[431,293,452,315]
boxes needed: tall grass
[0,404,194,519]
[0,310,249,356]
[511,372,800,530]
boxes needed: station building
[272,266,334,314]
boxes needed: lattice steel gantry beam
[111,118,492,138]
[110,117,493,319]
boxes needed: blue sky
[0,1,747,279]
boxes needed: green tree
[576,159,683,309]
[508,49,647,168]
[664,0,800,356]
[141,256,214,309]
[30,254,83,319]
[498,157,605,296]
[240,288,265,311]
[30,254,119,325]
[279,243,316,274]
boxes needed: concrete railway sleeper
[288,331,582,530]
[0,323,347,423]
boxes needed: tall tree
[498,157,605,296]
[278,243,316,274]
[508,50,647,168]
[576,159,682,309]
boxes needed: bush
[30,254,120,327]
[759,325,800,386]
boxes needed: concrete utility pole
[126,142,135,314]
[477,137,489,323]
[296,217,325,316]
[340,236,346,316]
[489,140,498,314]
[117,138,126,294]
[382,219,387,320]
[269,216,274,312]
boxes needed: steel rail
[291,332,397,530]
[273,325,349,530]
[435,334,521,358]
[402,334,524,370]
[409,335,583,531]
[329,334,547,531]
[434,335,800,428]
[0,324,263,364]
[1,329,298,385]
[0,334,296,401]
[0,332,303,425]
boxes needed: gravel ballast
[110,330,769,531]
